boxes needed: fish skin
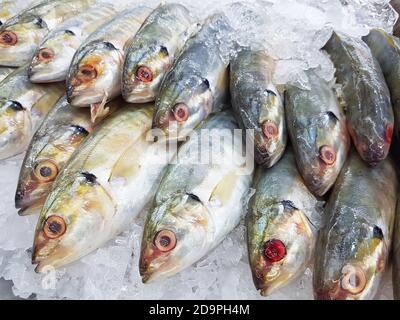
[28,4,118,83]
[394,197,400,300]
[247,148,321,296]
[0,67,14,82]
[313,150,398,300]
[0,0,96,67]
[0,0,35,26]
[152,13,232,140]
[230,49,286,168]
[66,6,152,108]
[140,111,254,283]
[15,95,118,215]
[122,3,195,103]
[323,31,394,165]
[0,65,64,160]
[285,71,350,197]
[32,103,175,272]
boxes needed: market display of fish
[28,4,118,83]
[122,3,196,103]
[66,6,152,122]
[285,71,350,196]
[0,0,96,67]
[394,197,400,300]
[0,66,64,160]
[313,150,398,300]
[15,96,118,216]
[140,111,253,283]
[152,13,231,140]
[32,103,176,272]
[247,148,321,296]
[0,67,14,82]
[324,32,394,165]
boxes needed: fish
[28,4,118,83]
[66,6,152,122]
[152,13,232,140]
[0,66,64,160]
[230,49,286,168]
[122,3,196,103]
[0,67,14,82]
[313,150,398,300]
[247,148,321,296]
[391,0,400,37]
[323,32,394,165]
[140,111,254,283]
[363,29,400,145]
[32,103,176,272]
[394,197,400,300]
[15,96,118,216]
[285,71,350,196]
[0,0,35,26]
[0,0,96,67]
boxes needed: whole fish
[394,198,400,300]
[32,104,175,272]
[247,148,321,296]
[152,14,232,140]
[285,71,350,196]
[323,32,394,165]
[363,29,400,145]
[0,66,64,160]
[122,3,195,103]
[66,6,152,122]
[0,67,14,82]
[0,0,35,26]
[230,49,286,168]
[0,0,96,67]
[15,96,118,215]
[140,111,254,283]
[28,5,118,83]
[313,150,398,300]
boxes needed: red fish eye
[172,103,189,123]
[0,31,17,46]
[261,121,278,140]
[340,265,366,294]
[43,215,66,239]
[37,48,54,61]
[135,66,153,83]
[76,65,97,83]
[319,145,336,165]
[154,230,176,252]
[263,239,286,262]
[385,123,394,144]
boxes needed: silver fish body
[0,67,14,82]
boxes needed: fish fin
[90,92,109,123]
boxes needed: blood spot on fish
[43,215,66,239]
[385,123,394,144]
[172,103,189,122]
[0,31,17,46]
[37,48,54,62]
[135,66,153,83]
[263,239,286,263]
[261,121,278,140]
[319,145,336,165]
[154,230,176,252]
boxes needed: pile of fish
[1,0,400,300]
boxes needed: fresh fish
[15,96,118,215]
[28,5,118,83]
[285,71,350,196]
[0,67,14,82]
[247,148,321,296]
[230,49,286,168]
[152,14,232,140]
[0,0,96,67]
[140,111,253,283]
[66,6,152,121]
[323,32,394,165]
[122,3,195,103]
[363,29,400,145]
[0,0,35,26]
[313,150,398,300]
[32,103,175,272]
[394,197,400,300]
[0,66,64,160]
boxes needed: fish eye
[135,66,153,83]
[263,239,286,262]
[34,160,58,182]
[37,48,54,62]
[340,265,366,294]
[154,230,176,252]
[261,120,278,140]
[77,65,97,82]
[0,31,18,46]
[319,145,336,165]
[43,215,66,239]
[172,103,189,123]
[65,30,76,36]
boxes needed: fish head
[67,41,122,106]
[248,200,315,296]
[140,193,210,283]
[29,29,82,82]
[314,216,387,300]
[0,97,30,159]
[32,171,115,271]
[16,125,90,215]
[0,16,49,66]
[153,74,213,140]
[122,43,171,103]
